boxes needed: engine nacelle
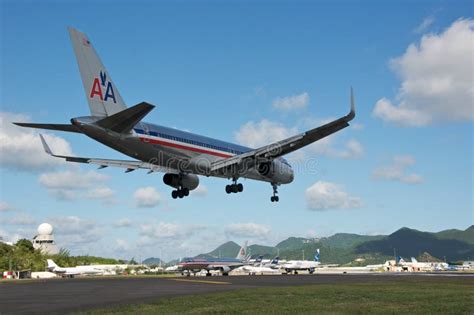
[257,160,293,184]
[220,266,231,273]
[163,173,199,190]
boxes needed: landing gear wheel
[183,188,189,196]
[178,190,184,198]
[270,183,280,202]
[225,180,244,194]
[171,190,178,199]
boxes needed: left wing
[39,134,177,174]
[211,88,356,172]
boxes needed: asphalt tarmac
[1,273,472,314]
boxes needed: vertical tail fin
[411,257,418,263]
[236,241,248,260]
[47,259,58,270]
[314,248,320,262]
[68,27,127,117]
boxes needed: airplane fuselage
[71,116,295,184]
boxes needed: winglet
[346,86,356,121]
[39,134,53,155]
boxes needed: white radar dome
[37,223,53,235]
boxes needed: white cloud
[414,15,435,34]
[85,186,116,205]
[39,170,108,190]
[133,186,162,208]
[115,239,130,251]
[139,222,205,242]
[272,92,309,111]
[38,170,113,202]
[235,119,298,148]
[305,181,362,211]
[0,213,36,226]
[373,155,423,184]
[373,19,474,126]
[0,201,15,212]
[47,216,103,245]
[114,218,132,228]
[225,222,271,239]
[0,112,73,171]
[309,137,364,159]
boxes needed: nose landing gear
[270,183,279,202]
[225,178,244,194]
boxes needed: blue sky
[1,0,472,261]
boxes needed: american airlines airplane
[178,241,248,276]
[15,27,356,202]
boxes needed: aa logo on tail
[90,71,116,103]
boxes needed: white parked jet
[282,249,321,274]
[15,27,356,202]
[46,259,103,277]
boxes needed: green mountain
[142,257,163,265]
[276,237,310,250]
[435,226,474,244]
[321,233,384,249]
[198,241,240,258]
[192,226,473,265]
[248,244,277,258]
[355,227,474,261]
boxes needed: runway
[1,273,472,314]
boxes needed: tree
[15,239,34,252]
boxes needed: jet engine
[257,160,293,184]
[220,266,231,276]
[163,173,199,191]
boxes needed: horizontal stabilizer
[13,122,81,133]
[95,102,155,134]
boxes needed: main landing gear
[225,178,243,194]
[171,187,189,199]
[270,183,279,202]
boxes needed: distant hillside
[248,244,277,258]
[142,257,163,265]
[191,226,473,265]
[198,241,241,258]
[355,227,474,261]
[321,233,384,249]
[435,226,474,244]
[276,237,311,250]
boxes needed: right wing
[39,134,178,174]
[211,87,356,172]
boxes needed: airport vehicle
[15,27,356,202]
[46,259,103,277]
[282,249,321,274]
[179,242,248,276]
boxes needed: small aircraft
[15,27,356,202]
[178,242,248,276]
[282,249,321,274]
[46,259,103,277]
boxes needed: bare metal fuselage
[71,116,294,184]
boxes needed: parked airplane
[15,27,356,202]
[282,249,321,274]
[235,264,281,275]
[46,259,103,277]
[178,242,248,276]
